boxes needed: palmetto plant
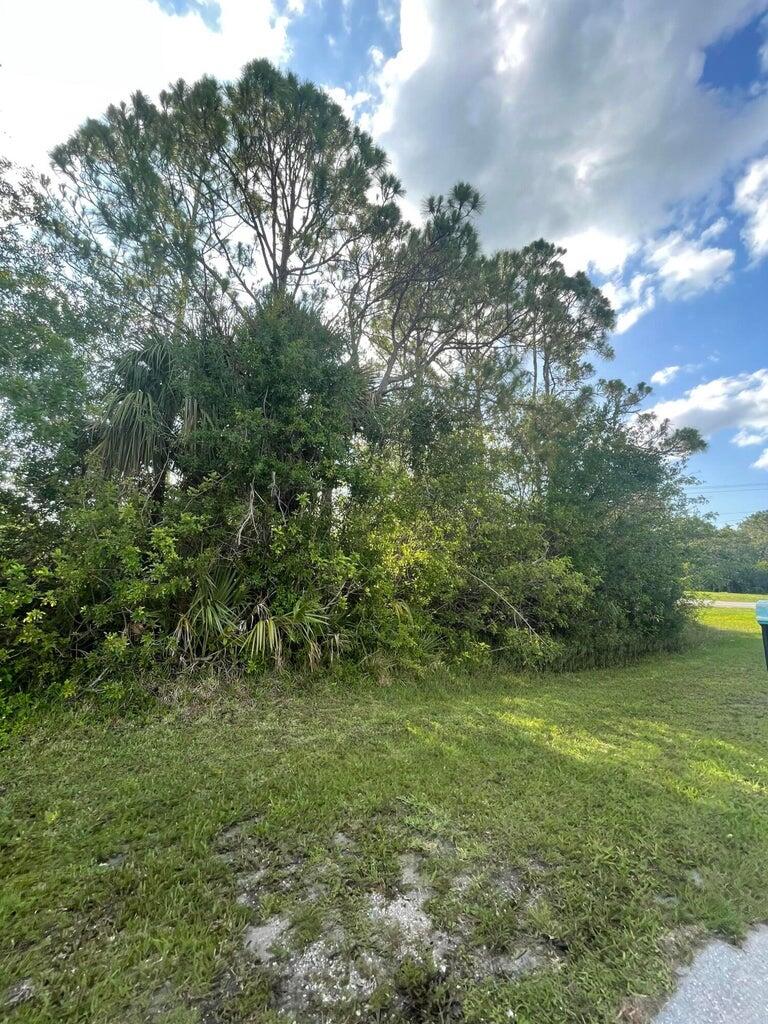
[173,563,342,669]
[240,594,343,670]
[96,335,211,503]
[173,563,243,661]
[96,337,181,502]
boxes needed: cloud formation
[366,0,768,265]
[595,223,736,331]
[649,369,768,469]
[2,0,292,167]
[647,230,735,299]
[650,366,682,387]
[735,155,768,260]
[599,273,656,334]
[6,0,768,337]
[350,0,768,330]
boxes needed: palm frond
[239,594,334,669]
[96,388,166,475]
[174,563,243,659]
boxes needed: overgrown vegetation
[684,511,768,594]
[1,61,705,697]
[1,607,767,1023]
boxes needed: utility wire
[684,484,768,492]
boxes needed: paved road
[652,607,766,1023]
[703,600,757,609]
[652,926,768,1024]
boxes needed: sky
[3,0,768,524]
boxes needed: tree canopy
[685,511,768,593]
[0,61,705,697]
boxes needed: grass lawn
[691,590,767,603]
[2,607,768,1024]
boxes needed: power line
[684,484,768,492]
[716,513,765,519]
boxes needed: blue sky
[3,0,768,523]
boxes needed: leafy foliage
[685,511,768,593]
[0,61,705,698]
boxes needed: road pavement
[703,600,757,609]
[652,927,768,1024]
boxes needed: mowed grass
[2,607,768,1024]
[692,590,767,603]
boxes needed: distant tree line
[0,61,705,699]
[685,512,768,593]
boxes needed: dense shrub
[0,62,704,698]
[684,512,768,594]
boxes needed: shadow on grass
[2,616,768,1023]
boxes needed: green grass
[692,590,767,603]
[2,607,768,1023]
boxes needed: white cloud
[700,216,729,242]
[600,275,646,310]
[1,0,293,168]
[590,224,734,333]
[651,365,682,387]
[647,230,735,298]
[734,429,768,445]
[363,0,433,140]
[600,272,657,334]
[323,86,373,121]
[649,368,768,469]
[615,297,655,333]
[559,229,636,276]
[735,154,768,260]
[650,369,768,435]
[377,0,398,29]
[6,0,768,345]
[364,0,768,270]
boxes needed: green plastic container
[757,602,768,670]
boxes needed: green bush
[0,64,704,703]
